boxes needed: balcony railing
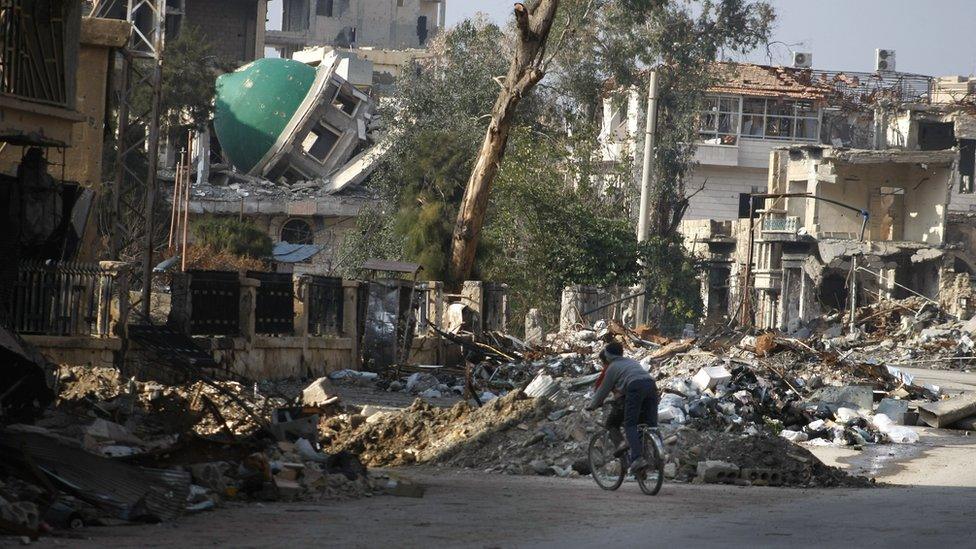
[762,216,799,233]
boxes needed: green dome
[214,58,318,174]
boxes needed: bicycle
[588,415,666,495]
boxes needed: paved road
[42,429,976,548]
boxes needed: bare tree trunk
[448,0,559,286]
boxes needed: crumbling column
[560,285,586,332]
[525,308,545,345]
[239,276,260,344]
[97,261,127,337]
[342,280,361,368]
[167,270,193,336]
[293,274,309,337]
[461,281,484,336]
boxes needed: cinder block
[739,467,783,486]
[695,460,739,484]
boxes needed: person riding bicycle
[585,341,658,474]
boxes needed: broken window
[317,0,333,17]
[281,219,314,245]
[737,193,763,219]
[698,96,740,145]
[917,121,955,151]
[302,126,340,162]
[332,92,358,116]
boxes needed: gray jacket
[589,356,651,409]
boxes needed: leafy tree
[393,132,474,280]
[548,0,774,235]
[484,128,700,330]
[344,2,772,329]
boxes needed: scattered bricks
[739,468,783,487]
[692,366,732,392]
[695,460,739,484]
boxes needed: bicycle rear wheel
[636,429,665,496]
[588,431,625,491]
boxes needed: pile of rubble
[0,364,406,541]
[321,296,976,488]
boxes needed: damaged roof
[708,62,832,101]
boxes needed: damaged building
[176,53,383,274]
[690,90,976,331]
[267,0,446,57]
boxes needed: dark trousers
[623,378,658,462]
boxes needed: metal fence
[0,0,76,107]
[11,260,114,336]
[188,270,239,336]
[307,275,343,336]
[247,271,294,336]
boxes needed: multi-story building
[267,0,446,57]
[601,59,976,329]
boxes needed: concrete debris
[301,377,340,407]
[918,393,976,428]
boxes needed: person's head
[600,341,624,365]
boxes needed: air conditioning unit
[875,49,896,72]
[792,52,812,69]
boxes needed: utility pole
[634,69,658,324]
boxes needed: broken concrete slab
[301,377,339,407]
[692,366,732,392]
[918,393,976,428]
[815,385,874,411]
[876,398,911,425]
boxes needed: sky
[444,0,976,76]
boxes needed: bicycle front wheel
[636,430,665,496]
[588,431,625,491]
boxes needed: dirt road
[35,428,976,548]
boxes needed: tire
[588,430,625,491]
[636,429,665,496]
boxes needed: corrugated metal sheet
[0,430,190,522]
[272,242,323,263]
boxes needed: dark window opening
[918,121,955,151]
[819,273,848,311]
[303,126,340,162]
[317,0,334,17]
[417,15,429,45]
[738,193,763,219]
[332,92,358,115]
[281,219,314,245]
[959,139,975,193]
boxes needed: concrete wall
[185,0,264,64]
[24,335,119,370]
[684,165,766,221]
[250,213,358,275]
[310,0,442,49]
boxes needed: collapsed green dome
[214,58,318,174]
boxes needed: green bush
[191,217,273,259]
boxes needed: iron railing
[307,275,343,336]
[247,271,294,336]
[187,270,239,336]
[11,260,115,336]
[0,0,77,107]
